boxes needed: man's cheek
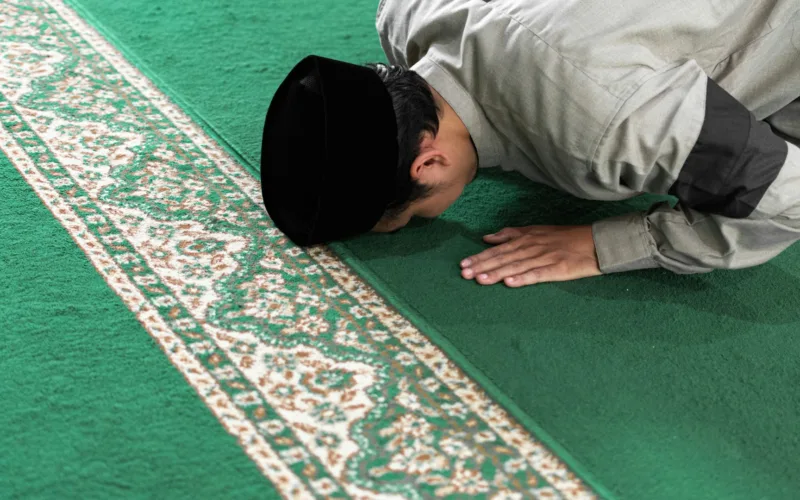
[422,192,462,218]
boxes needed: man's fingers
[471,256,547,285]
[504,263,567,287]
[483,227,521,243]
[461,234,529,269]
[461,246,544,279]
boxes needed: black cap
[260,55,399,246]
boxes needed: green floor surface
[62,0,800,498]
[0,150,278,498]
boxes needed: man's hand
[460,225,602,287]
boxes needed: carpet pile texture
[3,0,800,497]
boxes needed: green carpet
[61,0,800,498]
[7,0,800,496]
[0,144,274,497]
[2,0,602,497]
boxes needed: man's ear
[409,134,449,183]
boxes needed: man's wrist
[591,213,659,274]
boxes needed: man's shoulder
[375,0,651,96]
[375,0,389,28]
[375,0,417,35]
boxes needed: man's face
[373,150,478,233]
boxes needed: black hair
[367,63,441,220]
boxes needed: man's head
[368,63,478,233]
[260,55,477,246]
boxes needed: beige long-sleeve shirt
[376,0,800,274]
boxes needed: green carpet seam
[65,2,615,497]
[329,241,617,500]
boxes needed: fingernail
[479,273,488,280]
[462,269,474,278]
[461,259,471,267]
[506,277,515,283]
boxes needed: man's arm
[460,60,800,286]
[592,60,800,275]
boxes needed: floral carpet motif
[0,0,596,497]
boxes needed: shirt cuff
[591,212,659,274]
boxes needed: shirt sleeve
[590,60,800,274]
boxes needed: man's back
[378,0,798,115]
[494,0,796,98]
[377,0,799,194]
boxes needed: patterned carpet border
[0,0,599,497]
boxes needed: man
[261,0,800,288]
